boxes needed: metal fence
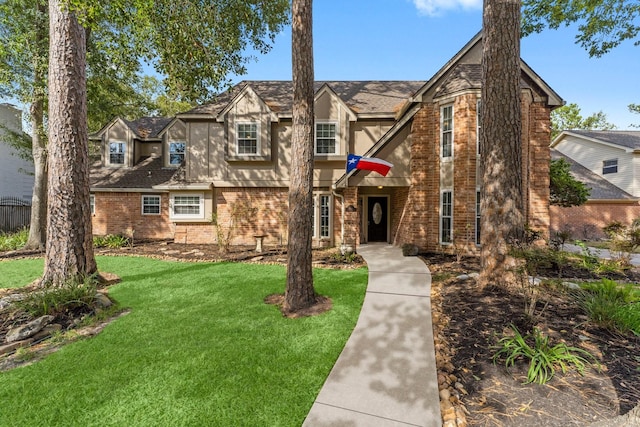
[0,197,31,233]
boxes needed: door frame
[363,195,390,243]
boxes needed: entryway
[366,196,388,242]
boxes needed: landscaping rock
[590,404,640,427]
[250,256,264,262]
[0,294,26,310]
[5,315,54,343]
[0,339,34,356]
[94,293,112,308]
[563,281,581,290]
[31,324,63,341]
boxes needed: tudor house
[90,33,562,253]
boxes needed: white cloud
[412,0,482,16]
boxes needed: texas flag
[346,154,393,177]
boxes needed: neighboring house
[0,104,33,202]
[551,130,640,197]
[550,147,640,240]
[90,32,562,253]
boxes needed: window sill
[226,154,272,162]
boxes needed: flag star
[348,158,358,164]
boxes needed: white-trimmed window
[170,193,204,220]
[312,193,332,239]
[440,190,453,244]
[475,191,481,245]
[603,159,618,175]
[142,195,161,215]
[109,141,126,165]
[476,99,482,155]
[441,105,453,159]
[236,122,259,155]
[169,142,186,166]
[90,194,95,215]
[315,122,338,155]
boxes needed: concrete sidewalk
[303,244,441,427]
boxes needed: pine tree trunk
[285,0,316,312]
[41,0,97,286]
[479,0,524,286]
[24,1,48,251]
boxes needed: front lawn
[0,257,368,426]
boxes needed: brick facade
[92,192,174,240]
[550,202,640,240]
[395,94,551,254]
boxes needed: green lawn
[0,257,368,426]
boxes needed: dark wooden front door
[367,197,388,242]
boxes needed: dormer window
[315,122,338,155]
[603,159,618,175]
[109,141,125,165]
[236,123,259,155]
[169,142,186,166]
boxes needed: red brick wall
[92,192,174,240]
[550,202,640,240]
[525,101,551,238]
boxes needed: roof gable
[215,84,279,123]
[411,31,563,107]
[553,130,640,152]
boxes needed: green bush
[93,234,130,249]
[0,228,29,251]
[578,279,640,335]
[493,325,595,385]
[16,276,97,318]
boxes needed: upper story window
[142,195,161,215]
[169,142,186,166]
[603,159,618,175]
[315,122,338,155]
[109,141,125,165]
[441,105,453,159]
[170,193,205,220]
[236,123,259,155]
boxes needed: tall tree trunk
[42,0,97,286]
[24,1,48,251]
[479,0,524,286]
[285,0,316,312]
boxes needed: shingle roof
[185,81,426,117]
[565,130,640,150]
[433,63,534,99]
[551,149,636,200]
[123,117,173,139]
[90,156,179,190]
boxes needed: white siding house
[551,130,640,197]
[0,104,33,202]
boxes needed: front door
[367,197,388,242]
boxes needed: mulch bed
[426,253,640,426]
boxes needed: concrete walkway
[303,244,441,427]
[564,244,640,267]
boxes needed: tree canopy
[551,103,616,139]
[522,0,640,57]
[550,158,590,207]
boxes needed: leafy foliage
[93,234,130,249]
[577,279,640,335]
[522,0,640,57]
[493,325,596,384]
[550,103,616,139]
[16,276,97,318]
[0,228,28,251]
[549,158,590,207]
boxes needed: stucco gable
[411,31,563,107]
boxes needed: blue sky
[231,0,639,129]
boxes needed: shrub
[493,325,595,385]
[0,228,29,251]
[16,276,97,318]
[93,234,130,249]
[577,279,640,335]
